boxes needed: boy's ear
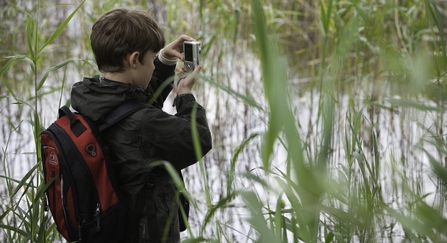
[129,52,140,68]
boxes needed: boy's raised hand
[161,35,197,61]
[176,65,202,94]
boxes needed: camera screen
[184,44,193,62]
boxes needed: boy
[70,7,212,243]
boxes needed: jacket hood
[71,75,149,122]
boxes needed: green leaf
[0,224,28,237]
[240,191,283,243]
[387,98,441,112]
[9,164,40,214]
[325,232,335,243]
[39,0,86,53]
[228,133,260,195]
[37,57,79,91]
[26,16,37,61]
[201,74,264,112]
[0,55,34,78]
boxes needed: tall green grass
[1,0,447,242]
[1,1,85,242]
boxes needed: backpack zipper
[94,203,101,232]
[52,124,102,233]
[51,170,56,221]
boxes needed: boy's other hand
[177,65,202,95]
[162,35,196,61]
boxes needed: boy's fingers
[179,34,196,42]
[193,65,202,73]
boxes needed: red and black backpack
[40,100,145,242]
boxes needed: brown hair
[90,8,165,73]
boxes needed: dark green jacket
[71,57,212,242]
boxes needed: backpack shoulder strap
[58,106,87,137]
[98,100,146,132]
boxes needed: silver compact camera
[183,41,200,72]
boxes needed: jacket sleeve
[146,56,176,107]
[139,94,212,170]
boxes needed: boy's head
[91,8,165,73]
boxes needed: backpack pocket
[41,132,79,241]
[80,201,142,243]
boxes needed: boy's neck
[103,70,133,84]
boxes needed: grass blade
[37,57,79,91]
[39,0,86,53]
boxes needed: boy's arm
[139,96,212,170]
[146,55,176,106]
[170,95,212,168]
